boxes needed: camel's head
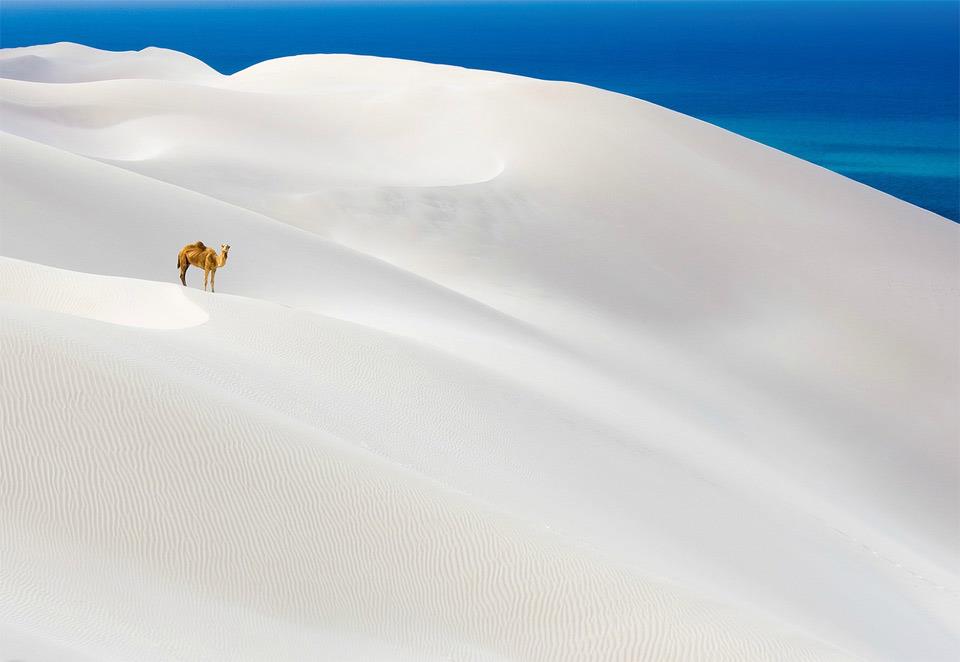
[221,244,230,255]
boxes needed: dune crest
[1,257,209,329]
[1,43,957,662]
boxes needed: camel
[177,241,230,292]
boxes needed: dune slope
[1,44,957,661]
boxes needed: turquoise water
[2,1,957,220]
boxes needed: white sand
[0,43,957,661]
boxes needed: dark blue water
[2,1,957,220]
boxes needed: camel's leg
[179,263,188,286]
[203,269,209,291]
[210,269,216,293]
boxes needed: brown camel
[177,241,230,292]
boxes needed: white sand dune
[0,43,957,661]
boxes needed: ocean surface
[2,0,957,220]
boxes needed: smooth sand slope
[1,44,957,661]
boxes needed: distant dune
[1,43,957,662]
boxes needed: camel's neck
[218,252,228,267]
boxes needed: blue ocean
[2,0,957,220]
